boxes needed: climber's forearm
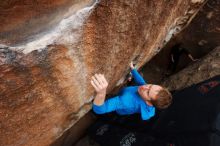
[93,92,106,106]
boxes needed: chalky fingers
[91,75,102,89]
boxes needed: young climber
[90,62,172,120]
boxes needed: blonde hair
[151,87,172,109]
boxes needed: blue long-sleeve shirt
[92,69,155,120]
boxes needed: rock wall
[162,46,220,91]
[140,0,220,85]
[0,0,207,146]
[176,0,220,56]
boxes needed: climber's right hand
[91,74,108,95]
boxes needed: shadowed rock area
[0,0,207,146]
[141,0,220,84]
[162,46,220,91]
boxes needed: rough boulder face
[0,0,207,146]
[162,46,220,91]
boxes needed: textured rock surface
[162,46,220,91]
[140,0,220,84]
[0,0,207,146]
[176,0,220,55]
[0,0,94,46]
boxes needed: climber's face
[138,84,162,102]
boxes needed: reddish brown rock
[0,0,94,45]
[138,0,220,85]
[0,0,207,146]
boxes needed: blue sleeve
[92,96,120,114]
[140,104,155,120]
[131,69,146,85]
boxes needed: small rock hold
[191,0,204,4]
[198,40,208,46]
[206,11,214,19]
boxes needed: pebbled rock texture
[0,0,207,146]
[138,0,220,85]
